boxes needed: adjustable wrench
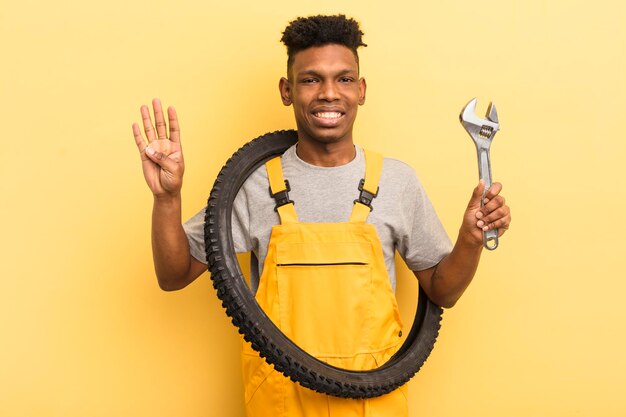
[459,98,500,250]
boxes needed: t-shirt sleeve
[396,170,453,271]
[182,206,208,264]
[182,187,253,264]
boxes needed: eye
[301,78,319,83]
[339,77,355,83]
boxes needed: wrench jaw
[487,102,499,124]
[460,98,500,144]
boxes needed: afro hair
[281,15,367,73]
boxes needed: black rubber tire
[204,130,443,399]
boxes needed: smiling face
[279,44,366,147]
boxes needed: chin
[311,134,345,144]
[299,127,352,145]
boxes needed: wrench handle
[477,148,498,250]
[477,148,493,189]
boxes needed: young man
[132,14,510,417]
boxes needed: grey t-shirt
[184,144,452,292]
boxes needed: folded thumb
[145,146,174,170]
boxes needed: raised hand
[132,99,184,198]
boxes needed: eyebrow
[297,69,357,77]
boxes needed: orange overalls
[242,149,408,417]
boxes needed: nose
[318,80,339,101]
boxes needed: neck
[295,138,356,167]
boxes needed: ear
[358,77,367,105]
[279,77,292,106]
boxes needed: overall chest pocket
[275,240,374,362]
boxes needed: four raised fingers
[134,99,182,163]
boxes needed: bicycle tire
[204,129,443,398]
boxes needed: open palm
[132,99,185,197]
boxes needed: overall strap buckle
[270,180,294,212]
[350,149,383,223]
[354,179,379,211]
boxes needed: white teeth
[315,112,342,119]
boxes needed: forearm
[428,234,483,308]
[420,180,510,308]
[151,194,193,291]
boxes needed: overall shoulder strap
[265,156,298,224]
[350,149,383,223]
